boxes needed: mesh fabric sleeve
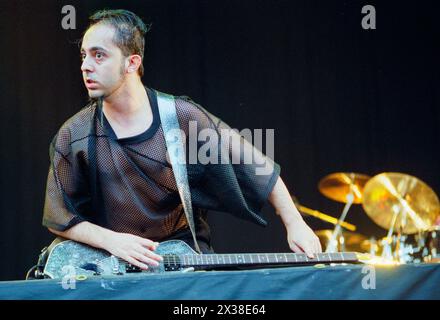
[42,126,91,231]
[179,97,281,226]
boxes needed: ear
[126,54,142,74]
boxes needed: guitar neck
[166,252,358,268]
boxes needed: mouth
[85,79,99,89]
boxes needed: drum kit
[297,172,440,264]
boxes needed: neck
[102,76,151,126]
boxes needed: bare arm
[49,221,114,249]
[268,176,304,226]
[48,221,162,270]
[268,176,322,257]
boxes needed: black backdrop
[0,0,439,281]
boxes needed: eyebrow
[80,46,110,53]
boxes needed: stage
[0,263,439,300]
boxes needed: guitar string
[114,252,350,265]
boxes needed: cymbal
[362,172,440,234]
[318,172,371,204]
[315,229,371,252]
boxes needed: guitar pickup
[125,264,142,273]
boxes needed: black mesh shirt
[42,87,281,252]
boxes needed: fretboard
[164,252,358,268]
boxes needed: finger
[138,238,159,250]
[290,242,304,254]
[316,238,323,253]
[304,249,315,259]
[291,240,314,258]
[132,251,161,267]
[136,245,163,262]
[124,255,149,271]
[311,238,319,254]
[301,242,315,259]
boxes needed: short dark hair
[87,9,150,77]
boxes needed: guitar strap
[156,91,202,254]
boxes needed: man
[43,9,321,271]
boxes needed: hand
[267,176,322,258]
[286,218,322,258]
[103,232,163,270]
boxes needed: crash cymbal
[315,229,371,252]
[362,172,440,234]
[318,172,371,204]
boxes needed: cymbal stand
[396,206,419,264]
[381,204,400,261]
[394,180,410,263]
[326,192,355,253]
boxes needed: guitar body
[44,240,196,279]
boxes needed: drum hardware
[422,226,440,262]
[315,229,372,253]
[310,172,440,265]
[296,205,357,231]
[362,172,440,264]
[291,194,357,231]
[299,171,439,264]
[325,192,354,253]
[368,237,380,256]
[318,172,371,204]
[318,172,371,253]
[362,172,439,234]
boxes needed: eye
[80,53,86,61]
[96,52,105,60]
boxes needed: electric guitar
[43,239,359,279]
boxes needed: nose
[81,56,94,73]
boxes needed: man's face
[80,23,126,99]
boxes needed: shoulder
[174,94,207,115]
[173,94,222,130]
[60,101,97,134]
[50,101,97,154]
